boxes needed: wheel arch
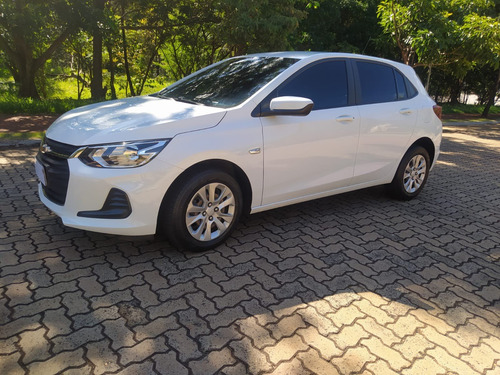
[156,159,253,234]
[408,137,436,167]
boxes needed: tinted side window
[277,60,348,110]
[356,61,397,104]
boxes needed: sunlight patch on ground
[444,127,500,149]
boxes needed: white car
[36,52,442,251]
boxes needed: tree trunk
[18,66,40,99]
[91,0,106,100]
[5,30,40,98]
[15,41,40,98]
[481,67,500,118]
[107,43,117,100]
[137,51,155,96]
[137,37,165,95]
[449,79,461,104]
[121,1,135,97]
[1,26,71,99]
[425,65,431,92]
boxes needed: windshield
[155,56,298,108]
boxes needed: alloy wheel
[185,182,235,241]
[403,154,427,193]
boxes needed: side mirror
[267,96,314,116]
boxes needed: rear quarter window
[404,76,419,98]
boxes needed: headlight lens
[74,139,170,168]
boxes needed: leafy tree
[112,0,174,96]
[68,32,94,99]
[378,0,462,91]
[378,0,499,101]
[460,12,500,116]
[0,0,91,98]
[220,0,305,55]
[159,0,305,82]
[293,0,382,55]
[158,0,222,80]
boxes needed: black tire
[389,146,430,201]
[160,169,243,251]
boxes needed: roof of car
[247,51,327,59]
[246,51,408,69]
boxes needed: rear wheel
[390,146,430,200]
[160,169,242,251]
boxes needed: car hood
[46,96,227,145]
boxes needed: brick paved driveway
[1,125,499,375]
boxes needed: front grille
[37,138,81,206]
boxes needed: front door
[259,59,360,205]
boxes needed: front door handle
[336,115,355,123]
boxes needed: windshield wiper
[154,93,205,106]
[173,96,200,105]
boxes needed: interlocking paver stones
[360,336,410,372]
[331,346,377,374]
[188,347,236,375]
[18,327,51,363]
[0,351,24,375]
[298,349,341,375]
[296,326,343,360]
[267,357,312,375]
[230,337,273,373]
[1,125,500,374]
[264,335,309,365]
[26,348,86,374]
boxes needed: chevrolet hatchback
[36,52,442,251]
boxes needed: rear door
[351,60,419,184]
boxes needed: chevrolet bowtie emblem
[40,144,51,154]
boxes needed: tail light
[433,105,442,120]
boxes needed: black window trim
[352,59,419,106]
[252,58,356,117]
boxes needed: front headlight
[73,139,170,168]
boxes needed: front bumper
[38,155,184,236]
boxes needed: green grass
[49,76,167,100]
[441,103,500,115]
[0,131,44,140]
[0,94,97,115]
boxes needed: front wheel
[160,170,243,251]
[389,146,430,201]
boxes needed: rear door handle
[399,108,413,115]
[336,115,355,123]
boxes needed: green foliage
[158,0,304,81]
[460,13,500,68]
[0,0,498,116]
[377,0,497,67]
[0,0,94,97]
[294,0,381,54]
[220,0,305,54]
